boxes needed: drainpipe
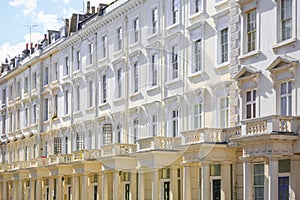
[124,15,129,143]
[94,32,98,149]
[161,0,166,137]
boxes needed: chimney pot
[26,43,28,49]
[44,34,47,40]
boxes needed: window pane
[278,159,290,173]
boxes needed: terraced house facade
[0,0,300,199]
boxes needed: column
[81,173,89,200]
[221,163,231,200]
[97,173,102,200]
[201,163,210,200]
[18,179,24,200]
[170,167,178,200]
[290,156,300,199]
[152,169,159,200]
[130,172,137,200]
[35,178,42,200]
[269,158,278,200]
[30,179,36,200]
[102,173,108,200]
[113,171,120,200]
[2,181,7,200]
[72,176,79,200]
[138,171,144,200]
[49,178,54,200]
[56,176,63,200]
[183,165,191,200]
[243,159,252,200]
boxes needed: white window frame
[132,18,139,43]
[32,72,37,89]
[116,123,122,143]
[101,75,107,104]
[64,56,69,76]
[194,102,203,130]
[151,115,158,136]
[149,53,158,87]
[64,91,69,115]
[53,94,58,117]
[132,62,139,93]
[116,27,123,51]
[171,45,178,80]
[88,43,93,65]
[151,7,158,34]
[190,0,204,15]
[171,109,179,137]
[220,27,229,64]
[172,0,179,25]
[101,35,107,58]
[280,80,292,116]
[44,98,49,121]
[193,39,202,73]
[215,15,229,67]
[44,67,49,86]
[75,85,80,111]
[253,163,265,200]
[24,77,28,94]
[75,50,80,71]
[133,119,139,144]
[116,68,123,99]
[246,9,257,53]
[32,104,37,124]
[54,62,58,81]
[219,97,229,128]
[88,81,93,108]
[278,0,294,42]
[245,89,257,119]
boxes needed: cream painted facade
[0,0,300,200]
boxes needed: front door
[278,177,289,200]
[212,179,221,200]
[163,181,170,200]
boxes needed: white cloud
[64,0,70,4]
[0,32,43,64]
[9,0,38,16]
[36,11,61,32]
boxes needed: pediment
[267,55,298,73]
[234,65,261,81]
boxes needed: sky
[0,0,113,63]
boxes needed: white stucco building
[0,0,299,199]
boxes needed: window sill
[239,50,261,61]
[214,62,230,74]
[113,49,124,58]
[188,70,204,79]
[62,114,71,120]
[214,0,229,10]
[147,32,161,41]
[73,110,82,117]
[166,23,180,31]
[146,85,160,93]
[86,106,95,113]
[272,38,297,51]
[98,57,109,65]
[98,101,110,109]
[62,75,70,81]
[129,91,142,100]
[189,12,208,22]
[113,97,125,104]
[166,78,182,88]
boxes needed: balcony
[73,149,101,161]
[29,157,49,167]
[101,143,136,157]
[0,164,11,172]
[241,115,300,136]
[182,127,241,145]
[137,136,181,152]
[49,154,73,165]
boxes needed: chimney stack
[98,3,107,16]
[87,1,91,14]
[92,6,95,14]
[26,43,28,50]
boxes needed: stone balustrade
[101,143,137,157]
[181,127,241,144]
[137,136,181,151]
[241,115,300,135]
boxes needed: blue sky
[0,0,113,62]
